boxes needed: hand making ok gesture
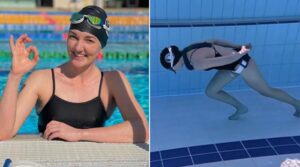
[9,34,39,76]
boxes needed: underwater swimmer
[160,39,300,120]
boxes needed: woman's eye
[87,39,95,43]
[69,35,77,39]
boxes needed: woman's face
[67,29,101,68]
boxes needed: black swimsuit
[38,69,107,133]
[182,42,251,71]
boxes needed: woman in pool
[160,39,300,120]
[0,6,149,142]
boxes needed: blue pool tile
[151,152,161,161]
[192,153,222,164]
[154,136,300,165]
[242,139,270,148]
[189,144,217,155]
[268,137,296,146]
[151,161,163,167]
[274,145,300,154]
[216,141,244,151]
[247,147,277,157]
[161,148,189,159]
[292,136,300,144]
[220,150,249,160]
[163,156,193,167]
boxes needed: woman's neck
[59,63,100,81]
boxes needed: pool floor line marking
[240,140,252,158]
[187,147,195,165]
[158,151,165,167]
[151,136,300,165]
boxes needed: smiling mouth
[72,52,87,58]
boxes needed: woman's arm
[0,73,23,139]
[44,71,149,143]
[81,71,149,143]
[205,39,241,49]
[196,46,250,70]
[79,120,148,143]
[0,34,39,140]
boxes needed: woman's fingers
[24,37,32,43]
[48,131,60,140]
[9,35,15,51]
[26,46,40,64]
[15,34,28,45]
[44,124,60,140]
[44,121,65,140]
[10,34,31,47]
[43,124,51,139]
[9,34,39,75]
[46,120,60,128]
[31,46,40,63]
[25,36,32,41]
[10,34,33,56]
[15,34,33,50]
[45,129,59,140]
[238,46,250,54]
[20,35,32,45]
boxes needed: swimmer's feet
[228,106,248,120]
[293,111,300,117]
[293,102,300,118]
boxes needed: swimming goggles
[70,13,110,31]
[166,47,176,73]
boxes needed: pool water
[0,57,149,134]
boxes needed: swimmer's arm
[78,120,148,143]
[206,39,241,49]
[0,73,23,140]
[196,51,246,70]
[79,71,149,143]
[0,72,40,140]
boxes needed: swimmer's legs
[241,59,300,117]
[205,70,248,120]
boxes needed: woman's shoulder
[103,70,132,96]
[103,70,126,82]
[28,69,51,78]
[25,69,52,84]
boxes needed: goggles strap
[167,47,174,68]
[71,13,110,32]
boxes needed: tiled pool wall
[151,136,300,167]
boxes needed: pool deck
[0,135,149,167]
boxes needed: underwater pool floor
[151,86,300,167]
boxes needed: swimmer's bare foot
[228,106,248,120]
[294,111,300,117]
[293,102,300,117]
